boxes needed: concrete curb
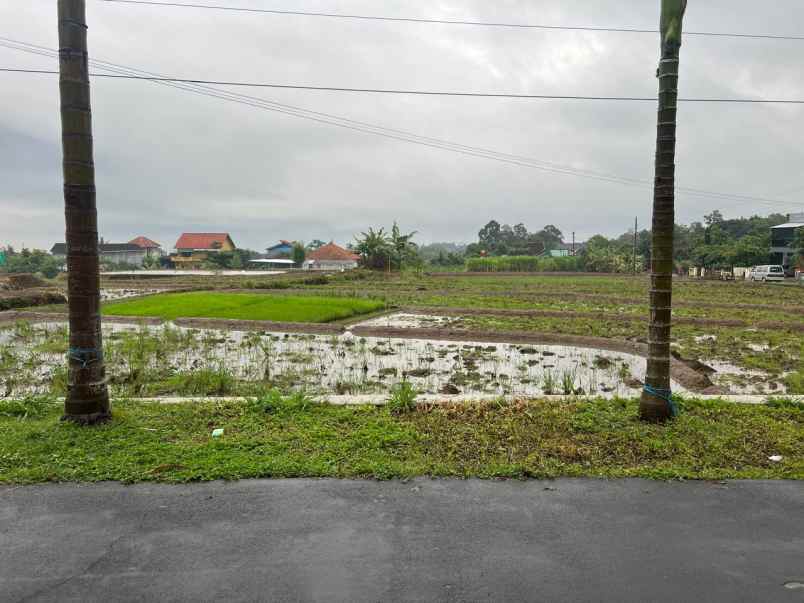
[67,394,804,406]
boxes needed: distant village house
[304,242,360,271]
[266,240,294,259]
[50,238,158,267]
[771,212,804,271]
[128,236,164,258]
[172,232,236,269]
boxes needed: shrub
[249,389,313,415]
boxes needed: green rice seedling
[387,380,418,415]
[258,338,275,381]
[12,321,35,341]
[561,369,577,395]
[542,369,556,395]
[148,366,237,397]
[783,370,804,395]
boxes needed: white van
[750,265,785,282]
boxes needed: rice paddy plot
[103,292,385,323]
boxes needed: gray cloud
[1,0,803,251]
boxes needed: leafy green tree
[141,254,161,270]
[4,249,62,279]
[354,224,418,270]
[478,220,502,254]
[203,249,256,270]
[354,227,391,270]
[389,222,419,269]
[538,225,564,250]
[292,242,306,266]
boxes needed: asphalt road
[1,479,802,602]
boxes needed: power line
[3,67,804,104]
[1,38,801,210]
[0,42,797,209]
[100,0,804,42]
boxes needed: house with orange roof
[304,242,360,271]
[128,236,164,259]
[171,232,236,269]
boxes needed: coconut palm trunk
[640,0,687,422]
[58,0,111,424]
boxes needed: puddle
[100,288,166,301]
[706,360,787,395]
[353,313,458,329]
[0,320,688,398]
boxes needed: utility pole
[571,232,575,256]
[58,0,110,424]
[633,217,638,274]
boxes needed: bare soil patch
[407,306,804,332]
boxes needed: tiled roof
[306,242,360,262]
[129,236,162,249]
[175,233,232,250]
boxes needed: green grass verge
[103,292,385,323]
[1,395,801,483]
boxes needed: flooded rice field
[0,314,788,399]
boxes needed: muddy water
[0,320,682,398]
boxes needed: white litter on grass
[211,428,224,438]
[768,455,783,463]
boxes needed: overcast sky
[2,0,804,251]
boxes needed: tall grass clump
[387,380,418,415]
[465,256,580,273]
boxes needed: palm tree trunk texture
[640,1,686,422]
[58,0,110,423]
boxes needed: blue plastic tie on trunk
[68,347,102,369]
[643,384,678,417]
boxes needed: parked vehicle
[749,265,785,282]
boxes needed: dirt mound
[0,273,48,291]
[0,291,66,311]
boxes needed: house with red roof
[128,236,164,259]
[304,242,360,271]
[171,232,236,269]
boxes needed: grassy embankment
[0,394,801,483]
